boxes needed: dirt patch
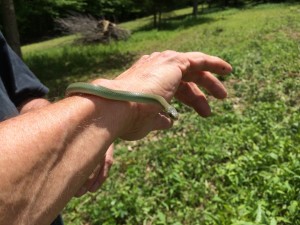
[283,28,300,41]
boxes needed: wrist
[68,82,135,140]
[90,78,173,140]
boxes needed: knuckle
[161,50,177,57]
[140,54,149,60]
[199,55,207,65]
[149,52,160,57]
[160,51,190,71]
[176,53,190,72]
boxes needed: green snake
[65,82,178,120]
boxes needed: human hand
[93,51,232,140]
[75,144,114,197]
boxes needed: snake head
[167,107,179,120]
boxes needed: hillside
[23,3,300,224]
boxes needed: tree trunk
[158,10,162,29]
[192,0,198,17]
[1,0,22,57]
[223,0,229,8]
[153,11,157,28]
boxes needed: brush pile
[56,14,130,44]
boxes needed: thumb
[152,113,173,131]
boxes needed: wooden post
[1,0,22,58]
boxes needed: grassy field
[22,3,300,225]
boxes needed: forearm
[0,95,129,225]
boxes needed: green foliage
[83,0,135,20]
[13,0,86,43]
[22,3,300,224]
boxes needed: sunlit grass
[22,3,300,224]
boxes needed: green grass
[22,3,300,224]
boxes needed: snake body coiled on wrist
[65,82,178,120]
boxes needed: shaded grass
[25,46,135,100]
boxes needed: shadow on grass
[27,49,135,79]
[135,14,218,32]
[24,46,136,99]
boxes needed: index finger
[181,52,232,75]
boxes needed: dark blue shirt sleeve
[0,32,48,107]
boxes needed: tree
[13,0,86,44]
[192,0,199,17]
[83,0,135,22]
[0,0,22,57]
[134,0,187,28]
